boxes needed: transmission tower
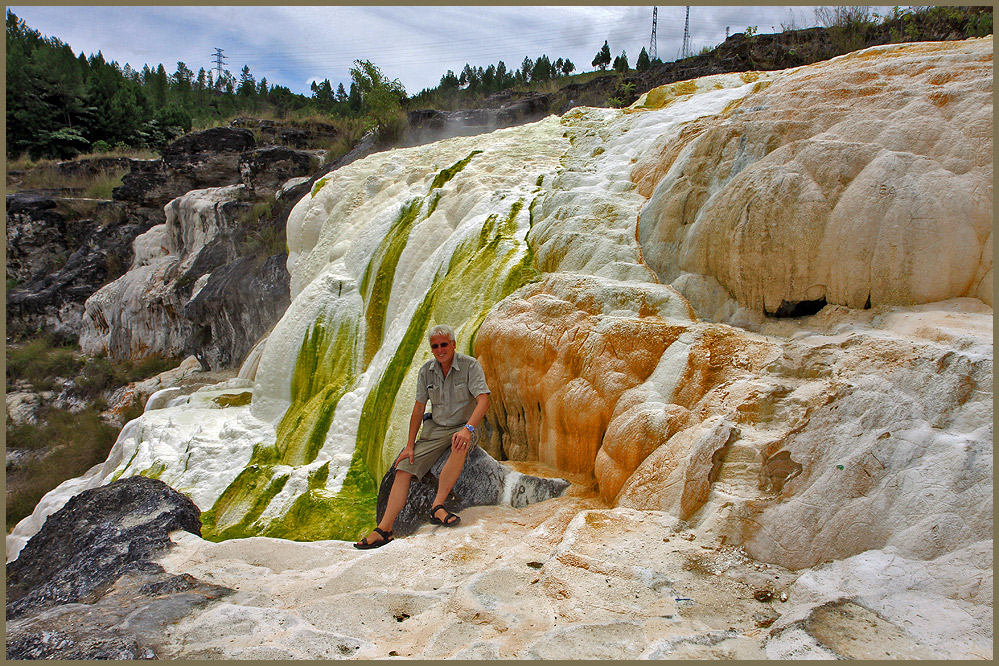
[650,6,658,60]
[212,47,227,85]
[680,6,692,59]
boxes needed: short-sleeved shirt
[415,352,490,428]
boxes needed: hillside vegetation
[7,6,991,162]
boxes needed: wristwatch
[464,424,474,433]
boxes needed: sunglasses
[431,341,450,349]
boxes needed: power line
[223,16,656,62]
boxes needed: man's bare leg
[358,469,412,546]
[431,447,468,522]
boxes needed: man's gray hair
[427,324,456,343]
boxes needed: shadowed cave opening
[768,297,828,318]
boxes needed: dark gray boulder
[184,252,291,369]
[5,191,75,284]
[376,445,570,536]
[5,563,233,660]
[5,476,232,659]
[53,156,133,181]
[113,128,257,211]
[161,126,256,166]
[5,475,203,620]
[229,116,341,149]
[238,145,314,192]
[112,158,172,210]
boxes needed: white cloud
[7,6,897,97]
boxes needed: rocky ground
[6,469,956,660]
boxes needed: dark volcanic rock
[239,145,315,192]
[162,126,257,163]
[179,176,307,370]
[112,158,171,209]
[4,475,230,659]
[5,191,74,284]
[376,444,570,537]
[184,252,292,369]
[229,116,341,149]
[5,564,233,660]
[5,475,202,620]
[6,193,157,341]
[7,630,156,660]
[54,156,133,180]
[113,128,257,211]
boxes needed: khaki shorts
[395,420,477,479]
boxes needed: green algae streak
[311,176,330,198]
[430,150,483,190]
[201,316,360,541]
[353,197,540,487]
[204,148,546,543]
[360,199,424,367]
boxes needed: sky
[6,5,897,97]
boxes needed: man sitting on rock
[354,324,491,549]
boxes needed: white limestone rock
[636,39,994,314]
[79,185,243,360]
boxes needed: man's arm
[451,393,490,451]
[397,400,427,465]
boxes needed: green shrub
[83,168,129,199]
[6,405,126,532]
[11,164,129,198]
[6,338,84,391]
[323,117,368,162]
[74,353,180,399]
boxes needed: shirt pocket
[428,383,444,407]
[451,381,469,402]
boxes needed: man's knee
[447,446,470,464]
[394,469,414,484]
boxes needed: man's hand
[451,427,471,452]
[397,444,416,465]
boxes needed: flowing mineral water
[8,71,795,556]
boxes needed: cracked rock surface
[5,476,232,660]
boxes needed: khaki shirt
[416,352,490,428]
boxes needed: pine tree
[6,10,89,157]
[496,61,508,87]
[520,56,533,81]
[636,46,651,72]
[173,61,193,106]
[530,54,552,82]
[151,63,168,106]
[592,40,611,70]
[613,50,629,73]
[238,65,256,96]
